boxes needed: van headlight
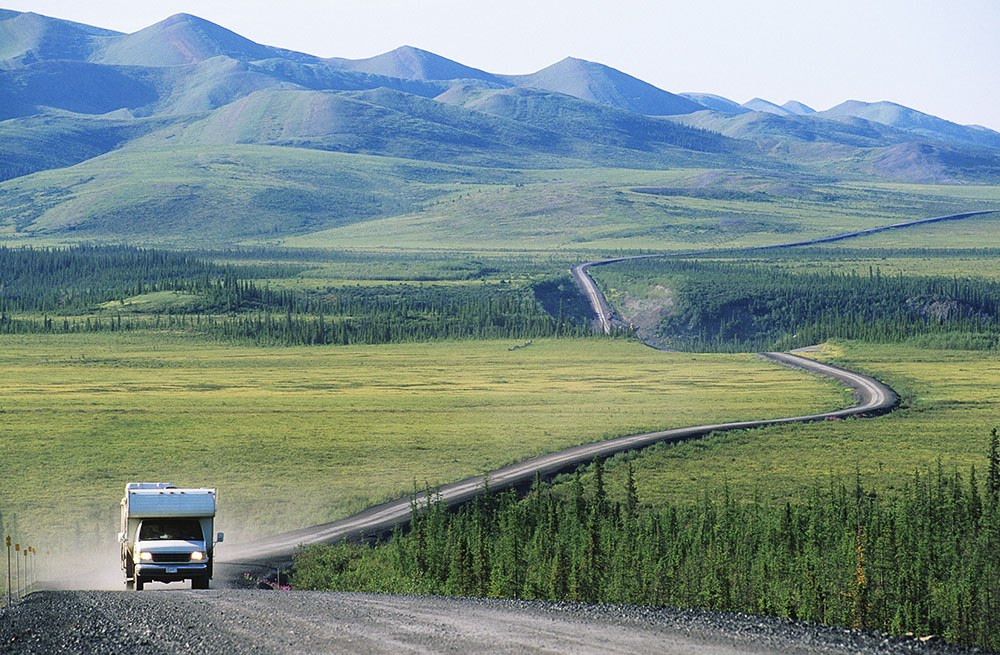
[190,551,205,561]
[137,551,152,562]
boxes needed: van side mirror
[216,532,225,543]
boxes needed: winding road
[217,210,1000,569]
[221,351,896,571]
[574,209,999,335]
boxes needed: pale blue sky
[5,0,999,130]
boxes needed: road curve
[572,209,999,334]
[222,352,896,569]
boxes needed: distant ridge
[782,100,816,115]
[329,45,503,84]
[92,13,315,66]
[741,98,793,116]
[681,93,749,115]
[507,57,702,116]
[0,10,118,62]
[821,100,1000,148]
[1,8,1000,245]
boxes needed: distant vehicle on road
[119,482,224,591]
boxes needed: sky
[5,0,1000,130]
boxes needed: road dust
[36,532,124,591]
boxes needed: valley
[1,6,999,652]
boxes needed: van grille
[151,553,191,563]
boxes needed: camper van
[119,482,223,590]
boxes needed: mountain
[249,58,449,98]
[0,9,999,246]
[0,145,473,241]
[91,13,314,67]
[741,98,793,116]
[151,87,562,167]
[682,93,749,115]
[506,57,702,116]
[0,113,175,181]
[329,45,503,84]
[782,100,816,115]
[669,108,1000,183]
[451,86,731,158]
[857,141,1000,184]
[0,10,117,63]
[820,100,1000,148]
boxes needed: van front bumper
[135,562,208,582]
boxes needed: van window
[138,518,203,541]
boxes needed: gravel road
[0,590,979,655]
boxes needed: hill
[820,100,1000,148]
[741,98,793,116]
[91,13,316,67]
[328,45,503,84]
[781,100,815,115]
[0,10,117,62]
[682,93,749,115]
[505,57,702,116]
[0,145,490,242]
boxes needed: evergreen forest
[596,254,1000,351]
[0,246,591,344]
[293,432,1000,650]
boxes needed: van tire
[135,576,145,591]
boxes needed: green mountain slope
[0,60,159,118]
[452,87,732,155]
[0,145,505,242]
[0,113,179,181]
[0,10,117,62]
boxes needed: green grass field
[0,334,848,549]
[592,341,998,508]
[283,173,1000,251]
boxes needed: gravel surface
[0,591,984,654]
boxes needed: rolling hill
[504,57,703,116]
[1,8,999,246]
[327,45,503,84]
[0,10,117,62]
[819,100,1000,148]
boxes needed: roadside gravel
[1,590,983,654]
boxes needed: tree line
[0,246,592,345]
[293,431,1000,650]
[0,245,297,313]
[597,258,1000,351]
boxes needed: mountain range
[2,9,999,244]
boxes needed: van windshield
[138,518,203,541]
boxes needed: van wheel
[192,576,209,590]
[135,576,145,591]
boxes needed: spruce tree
[988,428,1000,507]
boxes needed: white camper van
[120,482,224,590]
